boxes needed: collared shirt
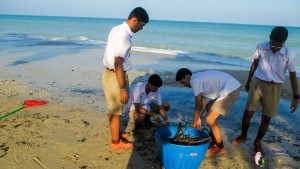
[125,82,162,112]
[190,70,241,101]
[103,22,133,71]
[253,41,297,83]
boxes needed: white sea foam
[132,46,186,56]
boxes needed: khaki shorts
[102,68,129,115]
[246,77,282,117]
[210,88,240,116]
[128,109,137,120]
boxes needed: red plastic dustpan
[0,100,48,119]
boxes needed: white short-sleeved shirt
[103,22,133,71]
[190,70,241,101]
[125,82,162,112]
[252,41,297,83]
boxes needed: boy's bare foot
[206,145,226,156]
[111,140,133,150]
[231,135,247,146]
[253,142,264,154]
[111,132,131,140]
[120,132,131,139]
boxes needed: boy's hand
[153,115,162,126]
[290,99,298,112]
[192,118,202,130]
[165,120,170,125]
[120,90,128,104]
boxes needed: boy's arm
[192,94,206,130]
[159,105,170,125]
[245,59,259,91]
[115,57,128,104]
[289,71,298,112]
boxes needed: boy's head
[176,68,192,87]
[128,7,149,23]
[146,74,162,92]
[270,26,288,42]
[148,74,162,87]
[127,7,149,33]
[269,26,288,52]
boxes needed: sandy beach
[1,46,300,169]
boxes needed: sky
[1,0,300,27]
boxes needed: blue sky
[1,0,300,27]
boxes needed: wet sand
[1,47,300,168]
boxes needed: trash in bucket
[155,125,210,169]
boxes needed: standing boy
[102,7,149,150]
[232,26,298,154]
[176,68,240,156]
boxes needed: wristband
[294,94,299,99]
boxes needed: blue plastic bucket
[155,125,210,169]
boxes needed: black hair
[148,74,162,87]
[270,26,288,42]
[176,68,192,82]
[128,7,149,23]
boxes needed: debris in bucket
[172,123,210,145]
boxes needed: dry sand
[1,48,300,169]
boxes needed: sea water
[1,14,300,71]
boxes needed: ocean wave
[178,52,252,68]
[132,46,186,56]
[1,33,252,68]
[0,33,106,47]
[131,46,251,68]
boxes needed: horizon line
[1,13,300,28]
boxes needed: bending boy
[176,68,240,156]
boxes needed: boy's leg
[129,109,146,123]
[109,112,130,139]
[232,109,255,146]
[162,102,170,111]
[253,82,281,153]
[205,89,240,156]
[206,100,217,147]
[205,111,226,156]
[209,130,216,147]
[253,114,271,153]
[206,111,222,147]
[109,111,133,150]
[109,112,121,144]
[232,79,261,146]
[103,70,132,150]
[149,102,170,113]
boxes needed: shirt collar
[141,82,147,94]
[123,22,133,37]
[265,41,287,55]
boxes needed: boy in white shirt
[176,68,240,156]
[232,26,298,154]
[102,7,149,150]
[126,74,170,126]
